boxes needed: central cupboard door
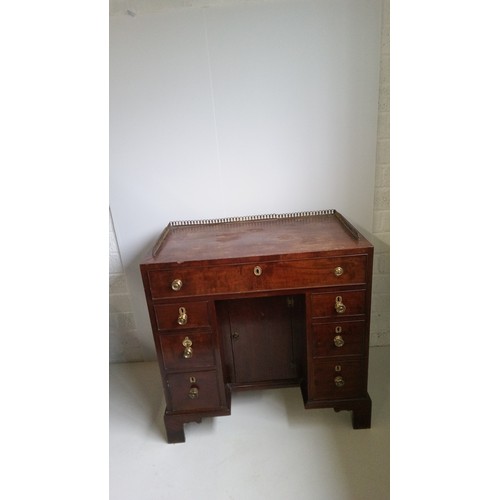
[217,295,305,386]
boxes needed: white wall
[110,0,383,360]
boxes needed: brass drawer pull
[188,387,199,399]
[334,376,345,387]
[335,296,346,314]
[254,266,262,276]
[177,307,188,325]
[171,279,183,291]
[334,266,344,277]
[182,336,193,358]
[333,335,344,348]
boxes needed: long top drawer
[147,255,368,299]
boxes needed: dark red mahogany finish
[140,211,374,443]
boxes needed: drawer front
[148,255,367,299]
[154,301,210,331]
[167,370,222,412]
[159,331,215,370]
[311,290,366,319]
[312,321,367,358]
[310,358,366,400]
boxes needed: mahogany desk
[140,210,374,443]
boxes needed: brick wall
[109,210,143,362]
[370,0,390,347]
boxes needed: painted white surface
[110,0,382,358]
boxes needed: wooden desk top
[143,210,373,267]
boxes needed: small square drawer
[312,320,367,358]
[154,301,210,331]
[310,358,366,401]
[159,331,215,370]
[167,370,222,412]
[311,290,366,319]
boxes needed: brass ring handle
[334,376,345,387]
[334,266,344,277]
[333,335,344,348]
[182,337,193,358]
[188,387,199,399]
[177,307,188,325]
[171,279,183,291]
[335,296,346,314]
[254,266,262,276]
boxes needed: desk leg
[164,413,205,443]
[332,395,372,429]
[164,414,186,444]
[351,397,372,429]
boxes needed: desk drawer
[310,358,366,400]
[311,290,366,319]
[159,331,215,370]
[167,370,222,412]
[154,301,210,331]
[312,321,367,358]
[148,255,367,299]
